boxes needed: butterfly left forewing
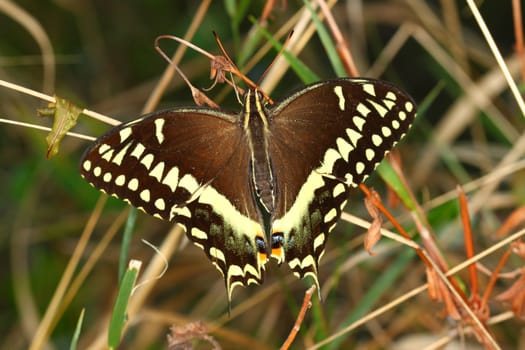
[268,78,416,284]
[81,108,240,219]
[80,108,269,301]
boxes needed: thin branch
[280,285,316,350]
[466,0,525,119]
[0,79,119,126]
[0,118,95,141]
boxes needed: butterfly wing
[268,78,416,285]
[80,108,268,300]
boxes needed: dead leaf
[495,270,525,319]
[39,96,82,158]
[364,189,383,255]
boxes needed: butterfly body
[80,78,416,301]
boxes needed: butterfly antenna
[255,30,294,87]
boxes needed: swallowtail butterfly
[80,78,416,301]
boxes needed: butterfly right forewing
[267,78,416,285]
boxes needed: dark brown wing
[80,107,268,301]
[267,78,416,286]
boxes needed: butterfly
[80,77,416,302]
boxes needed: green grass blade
[118,207,137,281]
[108,260,141,349]
[377,160,416,211]
[303,0,346,77]
[69,308,85,350]
[250,17,320,83]
[327,248,415,349]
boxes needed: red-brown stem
[280,285,316,350]
[457,185,479,299]
[482,249,512,312]
[358,183,430,267]
[512,0,525,82]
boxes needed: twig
[142,0,212,113]
[457,186,479,300]
[0,78,119,126]
[512,0,525,81]
[466,0,525,119]
[280,285,316,350]
[0,118,95,141]
[316,0,358,76]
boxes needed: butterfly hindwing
[268,78,416,283]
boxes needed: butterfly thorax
[241,89,276,230]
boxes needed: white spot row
[352,115,365,131]
[149,162,165,181]
[130,143,146,159]
[333,86,346,111]
[385,91,397,100]
[98,143,111,155]
[372,134,383,146]
[191,227,208,240]
[112,143,131,165]
[356,103,370,118]
[313,233,325,251]
[170,206,191,221]
[128,178,139,191]
[83,160,92,171]
[346,128,362,146]
[367,99,388,118]
[140,189,150,202]
[94,166,102,177]
[115,174,126,186]
[363,83,376,96]
[154,118,165,144]
[332,182,346,198]
[365,148,375,161]
[119,127,132,143]
[210,247,226,264]
[324,208,337,223]
[140,153,155,170]
[336,137,353,162]
[288,255,316,273]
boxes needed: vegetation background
[1,0,524,349]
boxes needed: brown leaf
[364,190,383,255]
[495,270,525,319]
[511,240,525,260]
[190,86,219,108]
[496,206,525,237]
[426,267,461,320]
